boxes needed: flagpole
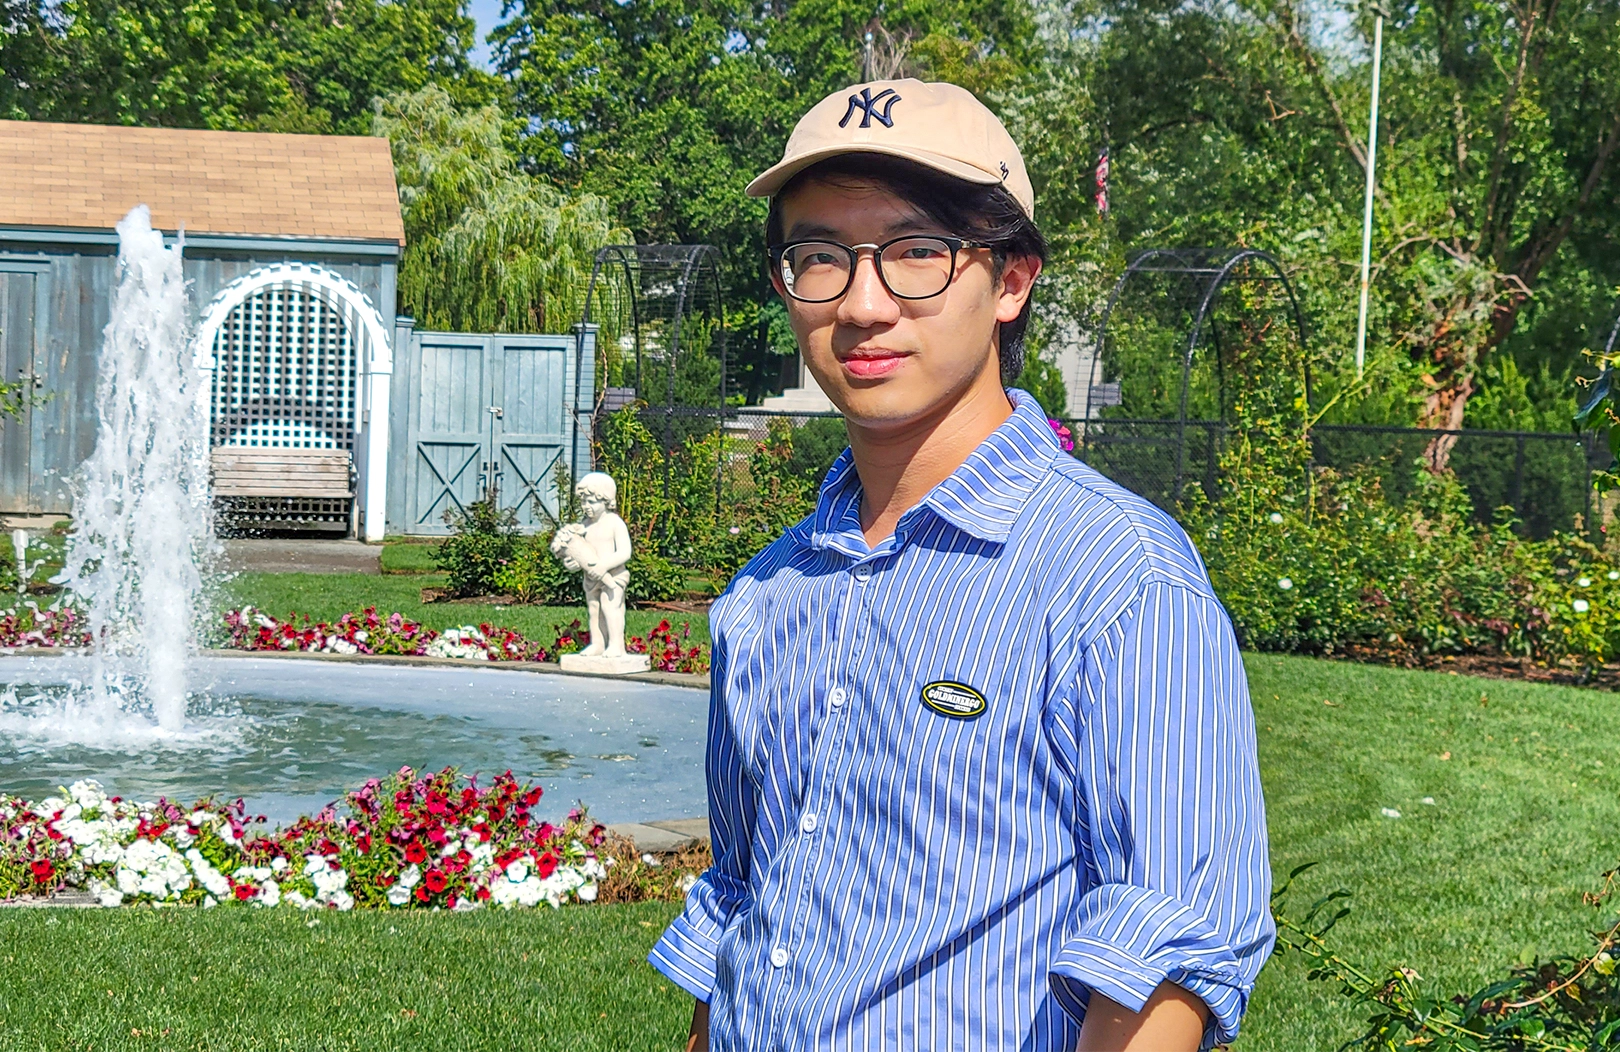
[1354,4,1386,381]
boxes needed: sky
[467,0,503,71]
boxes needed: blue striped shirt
[649,390,1273,1050]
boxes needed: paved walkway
[607,817,710,853]
[222,538,380,574]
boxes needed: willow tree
[374,85,627,333]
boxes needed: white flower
[1380,808,1401,819]
[386,883,411,906]
[1608,570,1619,581]
[1276,577,1293,591]
[1421,797,1436,805]
[1268,512,1284,524]
[270,856,288,874]
[728,526,741,535]
[577,882,598,902]
[640,853,662,867]
[678,873,699,894]
[505,860,530,884]
[398,864,421,889]
[1578,577,1593,588]
[451,896,481,912]
[1574,599,1591,614]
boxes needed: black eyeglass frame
[768,235,990,304]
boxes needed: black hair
[765,153,1048,381]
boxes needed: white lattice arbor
[192,263,393,540]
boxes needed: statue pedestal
[560,653,651,675]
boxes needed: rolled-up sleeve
[648,639,754,1000]
[1049,579,1273,1047]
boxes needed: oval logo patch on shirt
[920,681,987,719]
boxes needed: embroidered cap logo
[839,87,902,129]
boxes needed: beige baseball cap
[746,78,1035,220]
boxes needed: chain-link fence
[624,410,1608,543]
[1071,418,1608,540]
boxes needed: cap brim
[746,144,1002,199]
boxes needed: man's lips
[838,349,909,378]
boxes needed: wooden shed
[0,120,405,540]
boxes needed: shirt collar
[804,389,1062,552]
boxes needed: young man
[650,79,1272,1051]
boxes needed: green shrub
[628,549,686,603]
[1182,417,1620,668]
[486,534,686,606]
[433,495,519,598]
[490,534,583,605]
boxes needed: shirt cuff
[1047,883,1252,1047]
[647,871,741,1002]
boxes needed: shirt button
[771,946,790,968]
[828,687,847,708]
[853,565,872,583]
[799,811,819,833]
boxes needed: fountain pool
[0,656,708,827]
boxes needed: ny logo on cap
[839,87,902,129]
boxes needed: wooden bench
[211,448,354,534]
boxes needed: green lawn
[0,901,689,1051]
[214,572,712,647]
[4,655,1619,1049]
[1239,655,1620,1050]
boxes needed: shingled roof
[0,120,405,246]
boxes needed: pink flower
[1046,418,1075,453]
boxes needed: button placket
[765,559,858,1039]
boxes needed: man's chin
[828,382,953,432]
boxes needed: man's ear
[994,254,1042,324]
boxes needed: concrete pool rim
[0,646,711,691]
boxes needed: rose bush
[1,767,704,909]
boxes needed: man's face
[772,177,1038,430]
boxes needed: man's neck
[847,372,1014,547]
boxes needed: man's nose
[836,253,901,327]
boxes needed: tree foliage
[374,85,627,333]
[0,0,491,131]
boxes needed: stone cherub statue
[550,472,648,674]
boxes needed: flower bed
[1,767,706,908]
[221,606,708,673]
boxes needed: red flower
[523,788,543,807]
[424,869,448,893]
[415,886,429,902]
[29,860,54,882]
[476,886,491,902]
[405,841,428,864]
[355,834,372,855]
[233,884,255,901]
[374,873,395,888]
[426,827,447,846]
[535,852,558,880]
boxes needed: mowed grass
[4,654,1619,1048]
[0,901,690,1052]
[213,571,712,647]
[1238,654,1620,1050]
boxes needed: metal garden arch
[574,245,728,503]
[1083,247,1311,500]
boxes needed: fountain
[0,206,706,826]
[54,205,215,733]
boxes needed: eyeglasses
[769,235,986,303]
